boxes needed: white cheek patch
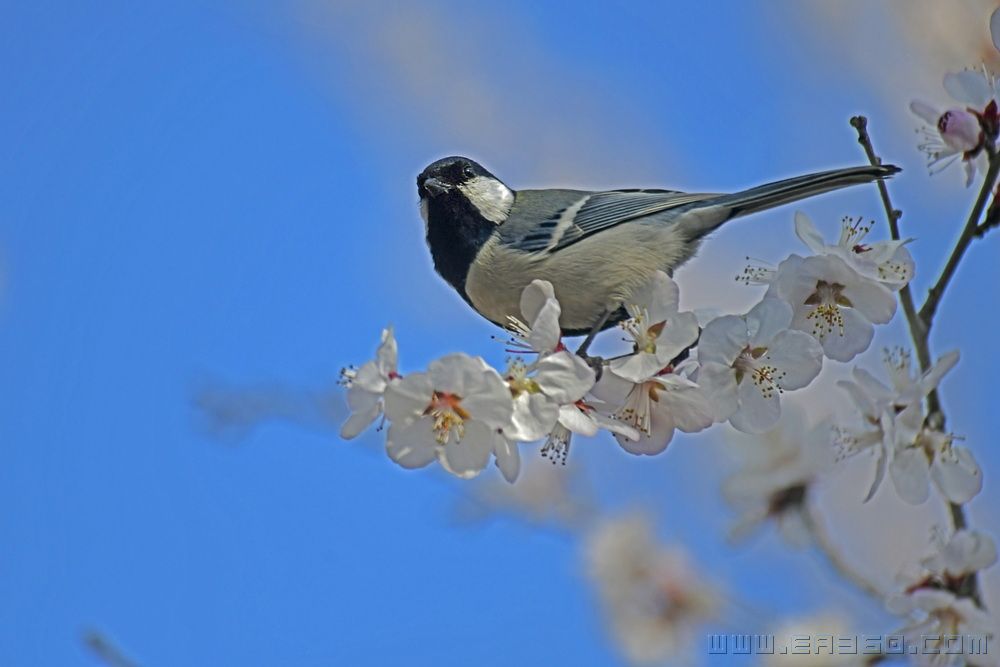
[458,175,514,224]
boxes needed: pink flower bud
[937,109,982,153]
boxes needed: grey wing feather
[504,188,719,253]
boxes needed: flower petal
[528,298,562,353]
[890,446,931,504]
[909,100,941,125]
[375,326,398,375]
[944,69,992,107]
[558,404,599,436]
[841,278,896,325]
[534,351,596,404]
[631,271,679,322]
[340,403,381,439]
[763,329,823,391]
[661,381,714,433]
[730,374,781,434]
[697,314,747,365]
[992,8,1000,53]
[932,445,983,505]
[437,421,493,478]
[428,353,487,395]
[383,373,433,421]
[793,211,826,254]
[608,352,665,384]
[386,418,439,469]
[520,279,556,323]
[462,369,515,428]
[747,298,793,347]
[509,392,559,442]
[653,310,701,363]
[493,433,521,483]
[696,361,739,422]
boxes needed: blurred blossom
[723,406,834,546]
[455,459,591,528]
[907,8,1000,186]
[585,515,720,665]
[760,613,870,666]
[891,403,982,505]
[836,349,962,502]
[887,530,997,666]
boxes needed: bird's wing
[505,189,720,253]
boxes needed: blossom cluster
[340,211,914,484]
[910,7,1000,186]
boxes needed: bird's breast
[466,224,691,332]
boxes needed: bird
[416,155,899,347]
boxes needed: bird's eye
[463,165,475,178]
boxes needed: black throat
[424,194,500,299]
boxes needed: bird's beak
[423,177,450,197]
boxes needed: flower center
[505,359,542,396]
[622,310,666,354]
[803,280,851,338]
[617,381,657,436]
[425,391,470,444]
[732,346,785,398]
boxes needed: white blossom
[793,211,914,290]
[609,271,701,383]
[837,349,962,502]
[891,402,982,505]
[761,613,865,666]
[887,530,997,666]
[891,590,996,667]
[770,254,896,362]
[383,353,520,482]
[505,350,595,441]
[540,398,640,465]
[723,406,834,545]
[585,515,719,665]
[504,279,563,355]
[698,298,823,433]
[910,99,987,187]
[591,363,713,456]
[340,326,399,439]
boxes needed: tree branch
[849,116,927,367]
[918,145,1000,328]
[803,501,885,602]
[849,117,992,609]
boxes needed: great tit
[417,156,898,339]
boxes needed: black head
[417,156,500,200]
[417,156,514,300]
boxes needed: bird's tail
[681,164,899,237]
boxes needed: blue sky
[2,2,998,665]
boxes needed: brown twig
[850,116,993,608]
[918,145,1000,330]
[849,116,927,368]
